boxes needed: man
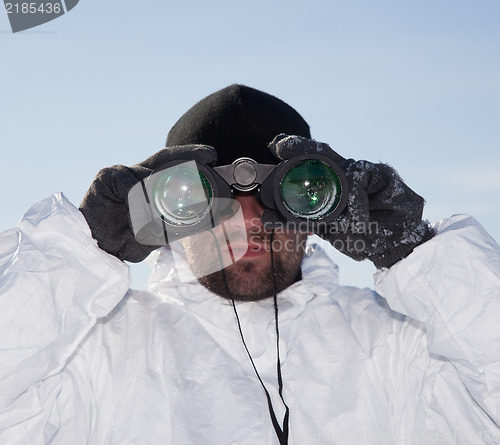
[1,84,499,444]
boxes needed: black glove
[267,134,434,269]
[79,145,217,263]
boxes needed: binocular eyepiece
[128,154,348,245]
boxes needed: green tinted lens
[152,164,213,226]
[280,160,342,220]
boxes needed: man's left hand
[267,134,435,269]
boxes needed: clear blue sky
[1,0,499,289]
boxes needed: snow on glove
[79,145,217,263]
[267,134,435,269]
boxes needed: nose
[234,191,265,232]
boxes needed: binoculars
[128,154,348,245]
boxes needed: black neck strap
[224,229,290,445]
[230,296,290,445]
[208,228,290,444]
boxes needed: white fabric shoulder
[375,214,500,432]
[0,193,129,426]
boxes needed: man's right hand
[79,145,217,263]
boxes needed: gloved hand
[79,145,217,263]
[267,134,435,269]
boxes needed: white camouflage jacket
[0,193,499,444]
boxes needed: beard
[182,229,308,302]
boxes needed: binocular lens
[151,164,213,226]
[280,160,342,220]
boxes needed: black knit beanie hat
[165,84,311,166]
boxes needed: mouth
[227,241,268,260]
